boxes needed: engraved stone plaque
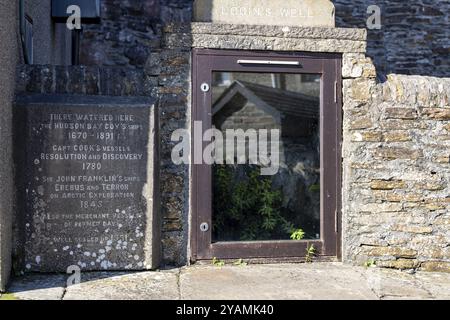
[193,0,336,28]
[15,95,160,272]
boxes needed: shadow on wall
[79,0,194,267]
[334,0,450,79]
[79,0,193,68]
[80,0,448,77]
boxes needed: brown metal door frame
[191,49,342,262]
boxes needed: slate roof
[212,80,320,119]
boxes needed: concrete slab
[414,272,450,300]
[362,268,433,300]
[180,263,378,300]
[4,263,450,300]
[7,274,66,300]
[63,270,179,300]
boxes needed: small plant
[305,244,316,263]
[0,293,19,300]
[364,259,376,268]
[233,259,248,267]
[212,257,225,267]
[308,184,320,193]
[290,228,305,241]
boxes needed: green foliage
[0,293,19,300]
[308,184,320,193]
[213,165,301,241]
[305,244,316,263]
[364,259,376,268]
[233,259,248,267]
[212,257,225,267]
[290,229,306,241]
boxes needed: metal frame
[192,49,342,262]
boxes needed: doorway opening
[192,49,342,262]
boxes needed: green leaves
[214,165,295,241]
[290,229,306,241]
[212,257,225,267]
[305,245,316,263]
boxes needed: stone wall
[80,1,449,77]
[16,65,156,97]
[76,0,450,267]
[80,0,192,68]
[77,0,193,266]
[11,1,450,271]
[146,44,191,266]
[162,23,450,272]
[334,0,450,78]
[342,57,450,272]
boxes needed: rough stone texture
[334,0,450,78]
[167,22,367,40]
[82,0,450,77]
[4,263,450,300]
[0,0,18,292]
[13,1,450,272]
[153,51,191,266]
[16,65,156,97]
[164,23,367,53]
[158,22,450,271]
[157,23,366,266]
[79,0,193,68]
[193,0,336,28]
[79,0,161,68]
[342,55,450,272]
[73,0,450,269]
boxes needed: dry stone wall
[342,55,450,272]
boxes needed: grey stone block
[14,95,161,273]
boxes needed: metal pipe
[19,0,30,64]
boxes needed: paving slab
[362,268,433,300]
[3,263,450,300]
[180,263,378,300]
[7,274,66,300]
[63,270,179,300]
[414,272,450,300]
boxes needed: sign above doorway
[193,0,335,28]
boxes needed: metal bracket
[334,81,338,103]
[200,83,210,93]
[200,222,209,232]
[335,210,338,233]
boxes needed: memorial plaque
[15,95,160,272]
[194,0,335,28]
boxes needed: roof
[212,80,319,120]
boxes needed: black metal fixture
[51,0,101,23]
[51,0,101,65]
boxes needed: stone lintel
[164,23,367,53]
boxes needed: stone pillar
[0,0,18,291]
